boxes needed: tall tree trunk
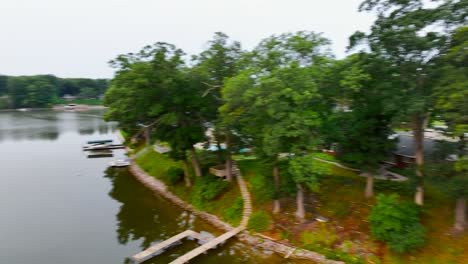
[144,128,150,146]
[273,158,281,214]
[454,198,466,231]
[183,159,192,187]
[296,183,305,220]
[413,113,425,205]
[225,135,232,182]
[190,147,202,177]
[216,140,223,163]
[365,172,374,198]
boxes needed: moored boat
[109,159,130,167]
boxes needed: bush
[166,167,184,185]
[374,180,412,196]
[301,223,338,248]
[247,210,272,232]
[369,194,426,253]
[196,149,225,174]
[223,197,243,226]
[191,176,230,208]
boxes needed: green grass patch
[312,152,338,162]
[237,160,274,208]
[135,150,183,179]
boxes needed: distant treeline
[0,75,109,109]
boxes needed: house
[392,132,457,168]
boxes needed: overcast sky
[1,0,375,79]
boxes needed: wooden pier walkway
[130,230,209,263]
[169,227,244,264]
[130,159,253,264]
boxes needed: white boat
[83,143,124,151]
[109,159,130,167]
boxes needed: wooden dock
[130,230,210,263]
[169,227,244,264]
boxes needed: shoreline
[0,105,108,112]
[127,161,343,264]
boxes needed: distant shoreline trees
[0,74,109,109]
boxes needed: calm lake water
[0,110,305,264]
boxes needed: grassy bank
[135,150,243,226]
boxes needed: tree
[194,32,243,181]
[288,155,330,219]
[353,0,467,205]
[105,42,207,178]
[7,75,58,108]
[324,54,396,198]
[222,31,332,214]
[433,26,468,231]
[0,75,7,96]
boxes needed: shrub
[374,180,412,196]
[166,167,184,185]
[301,223,338,248]
[191,176,230,208]
[247,210,272,232]
[196,149,225,174]
[223,197,243,226]
[369,194,426,253]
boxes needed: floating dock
[83,144,125,151]
[86,139,113,144]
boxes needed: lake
[0,110,304,264]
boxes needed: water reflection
[0,110,118,142]
[104,167,307,264]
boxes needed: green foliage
[288,155,330,191]
[0,96,9,109]
[369,194,426,253]
[196,149,225,173]
[166,167,184,185]
[374,180,413,197]
[301,224,338,248]
[223,197,243,226]
[191,176,230,208]
[1,75,108,109]
[247,210,272,232]
[434,26,468,134]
